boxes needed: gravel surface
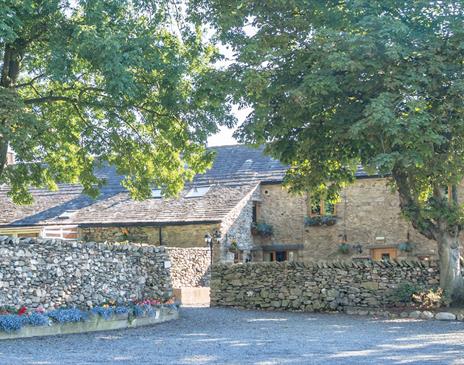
[1,307,464,365]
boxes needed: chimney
[6,151,15,165]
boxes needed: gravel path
[0,307,463,365]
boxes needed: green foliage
[338,243,350,255]
[0,0,234,204]
[398,242,414,252]
[192,0,464,293]
[391,283,422,304]
[251,222,273,237]
[304,216,337,227]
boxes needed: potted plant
[398,241,414,252]
[338,243,351,254]
[229,240,239,252]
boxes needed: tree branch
[24,95,76,104]
[392,166,437,240]
[14,73,45,89]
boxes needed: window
[185,186,210,198]
[264,250,298,262]
[308,197,336,216]
[252,202,258,223]
[17,232,39,238]
[0,229,42,238]
[57,210,77,220]
[151,189,162,198]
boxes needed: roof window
[151,189,162,198]
[185,186,210,198]
[57,210,77,220]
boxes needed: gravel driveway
[0,307,463,365]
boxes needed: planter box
[0,306,179,340]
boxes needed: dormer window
[185,186,210,198]
[57,210,77,220]
[151,189,162,198]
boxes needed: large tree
[0,0,233,203]
[192,0,464,299]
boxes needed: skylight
[57,210,77,219]
[185,186,210,198]
[151,189,162,198]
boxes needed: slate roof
[0,145,284,227]
[0,145,374,228]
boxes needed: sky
[207,105,252,146]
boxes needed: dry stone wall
[166,247,211,287]
[211,260,439,311]
[0,236,173,309]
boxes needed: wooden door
[371,247,398,261]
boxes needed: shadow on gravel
[0,307,463,365]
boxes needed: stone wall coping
[0,236,166,254]
[165,247,210,251]
[213,258,438,271]
[0,306,179,341]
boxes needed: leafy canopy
[0,0,234,204]
[192,0,464,238]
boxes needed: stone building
[0,145,442,263]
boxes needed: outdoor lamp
[205,233,213,266]
[204,233,212,246]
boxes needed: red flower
[17,306,27,316]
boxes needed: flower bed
[0,298,179,338]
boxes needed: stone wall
[0,236,173,309]
[166,247,211,288]
[211,260,439,311]
[220,185,259,262]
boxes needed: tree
[192,0,464,299]
[0,0,233,204]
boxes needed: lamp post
[205,230,221,267]
[204,233,213,266]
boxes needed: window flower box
[251,223,273,238]
[304,215,337,227]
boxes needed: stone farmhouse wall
[254,179,442,261]
[0,237,173,309]
[211,260,439,311]
[166,247,211,288]
[79,223,220,247]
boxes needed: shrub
[391,283,422,303]
[412,288,446,309]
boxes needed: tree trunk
[437,232,463,300]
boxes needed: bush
[391,283,422,303]
[412,288,446,309]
